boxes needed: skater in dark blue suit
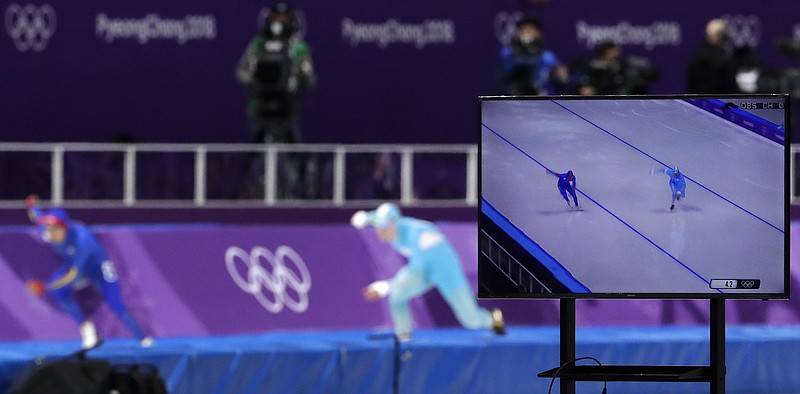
[547,169,582,210]
[25,195,152,349]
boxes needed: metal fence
[479,229,550,294]
[0,142,795,208]
[0,143,477,208]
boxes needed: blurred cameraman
[497,16,566,95]
[578,41,659,95]
[236,2,315,144]
[687,18,737,94]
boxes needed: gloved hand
[25,194,39,208]
[25,195,39,223]
[363,280,390,301]
[26,279,46,297]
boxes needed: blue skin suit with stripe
[663,167,687,204]
[29,205,146,340]
[384,217,493,337]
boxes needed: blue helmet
[369,203,401,229]
[350,203,401,230]
[36,208,70,228]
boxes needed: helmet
[36,208,70,229]
[350,203,401,230]
[371,203,400,229]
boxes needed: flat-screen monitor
[478,95,789,299]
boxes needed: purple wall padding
[0,222,797,341]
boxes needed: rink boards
[0,327,800,394]
[2,325,800,394]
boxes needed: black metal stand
[539,298,726,394]
[367,333,402,394]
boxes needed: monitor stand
[538,298,725,394]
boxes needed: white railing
[0,143,478,208]
[1,142,796,208]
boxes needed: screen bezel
[477,94,790,300]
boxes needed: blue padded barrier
[1,326,799,394]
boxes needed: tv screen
[478,95,789,299]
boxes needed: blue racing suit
[664,168,687,204]
[557,173,579,206]
[387,217,492,336]
[30,206,145,339]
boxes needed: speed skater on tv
[546,169,582,210]
[652,166,686,211]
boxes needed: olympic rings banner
[0,222,478,340]
[1,0,798,145]
[0,222,799,341]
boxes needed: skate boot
[491,308,506,335]
[140,336,155,348]
[80,321,100,349]
[396,333,412,342]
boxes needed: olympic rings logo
[494,11,523,45]
[5,3,56,52]
[723,14,761,48]
[740,280,755,289]
[225,245,312,314]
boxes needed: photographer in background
[687,18,737,94]
[236,2,316,198]
[576,41,659,95]
[236,2,315,144]
[497,15,566,95]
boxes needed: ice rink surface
[481,98,785,295]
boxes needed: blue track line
[481,123,720,292]
[552,100,783,234]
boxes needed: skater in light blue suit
[660,167,686,211]
[352,203,505,341]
